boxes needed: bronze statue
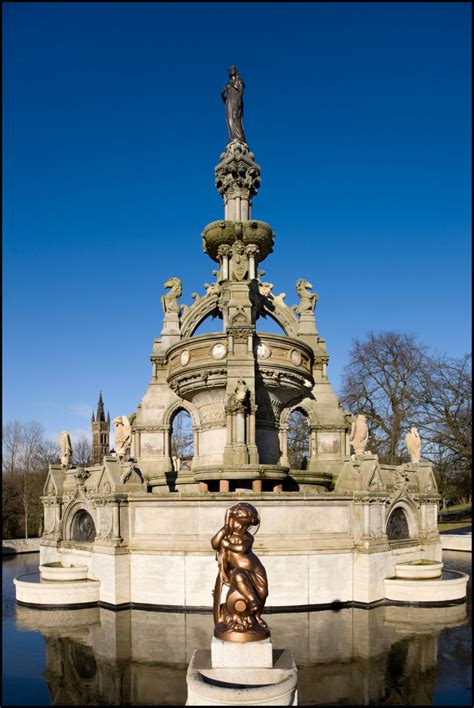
[211,502,269,642]
[222,66,247,144]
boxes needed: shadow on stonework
[14,601,468,706]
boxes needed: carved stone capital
[245,244,260,258]
[215,143,261,203]
[217,244,233,259]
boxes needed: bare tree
[340,332,427,464]
[37,439,61,468]
[414,353,471,501]
[73,435,92,466]
[287,410,310,470]
[340,332,471,501]
[2,421,46,539]
[2,421,56,539]
[2,421,23,475]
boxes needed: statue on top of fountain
[222,66,247,144]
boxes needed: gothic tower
[91,392,110,464]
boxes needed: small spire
[107,411,110,423]
[92,411,95,422]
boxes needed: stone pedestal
[186,638,298,706]
[211,636,273,668]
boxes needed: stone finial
[405,427,421,464]
[161,277,182,315]
[59,431,73,467]
[113,416,132,461]
[349,414,369,456]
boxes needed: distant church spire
[91,391,110,464]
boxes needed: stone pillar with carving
[215,142,261,222]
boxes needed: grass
[440,502,471,512]
[437,522,472,533]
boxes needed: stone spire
[96,391,105,422]
[91,391,110,465]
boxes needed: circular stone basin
[201,220,275,262]
[39,562,89,582]
[395,560,443,580]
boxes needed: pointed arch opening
[386,507,410,541]
[191,311,223,337]
[170,409,194,473]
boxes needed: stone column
[136,431,141,458]
[245,245,259,280]
[220,480,230,493]
[249,412,256,445]
[235,413,246,443]
[164,426,170,456]
[363,504,370,536]
[218,245,232,281]
[226,413,233,444]
[252,479,262,493]
[199,482,208,494]
[111,503,121,542]
[280,425,289,466]
[310,429,317,459]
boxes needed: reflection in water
[3,552,471,706]
[15,600,469,706]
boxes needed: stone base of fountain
[14,572,100,607]
[395,560,443,579]
[39,562,89,581]
[384,569,468,604]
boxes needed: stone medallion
[211,343,227,360]
[290,350,302,366]
[257,342,271,359]
[180,350,190,366]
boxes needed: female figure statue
[211,502,269,642]
[113,416,132,460]
[222,66,247,144]
[349,414,369,456]
[405,427,421,463]
[59,431,73,467]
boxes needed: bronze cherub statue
[211,502,270,643]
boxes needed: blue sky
[3,2,471,444]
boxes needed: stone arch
[163,399,200,429]
[62,499,96,544]
[386,499,418,541]
[260,302,299,338]
[280,399,316,427]
[181,293,221,339]
[163,400,200,474]
[285,407,312,470]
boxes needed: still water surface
[2,552,471,706]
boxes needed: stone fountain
[15,67,467,612]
